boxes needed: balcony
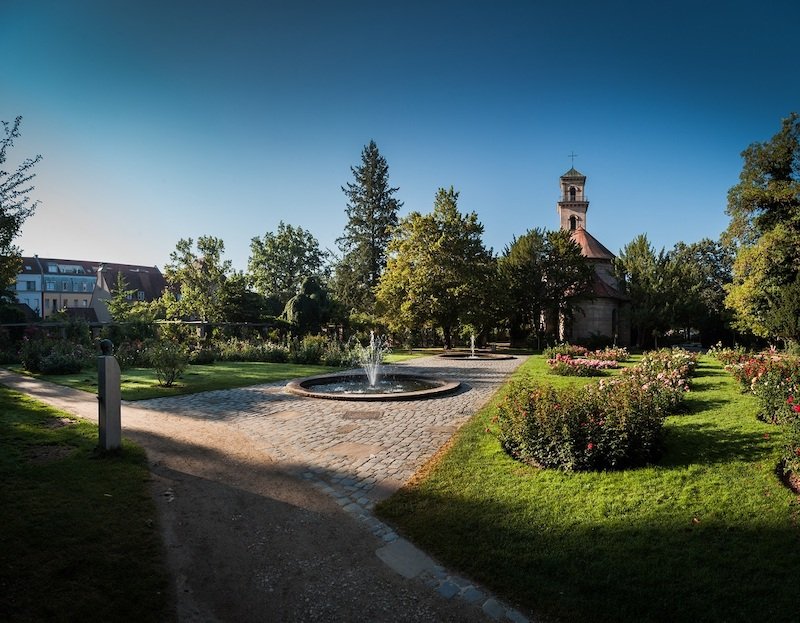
[559,195,588,203]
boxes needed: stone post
[98,339,121,451]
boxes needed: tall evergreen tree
[0,116,41,298]
[334,140,402,313]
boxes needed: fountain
[286,332,460,401]
[438,334,516,360]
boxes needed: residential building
[12,257,165,321]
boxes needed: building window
[82,282,88,292]
[82,300,88,307]
[46,282,55,291]
[74,299,78,307]
[569,186,577,200]
[569,215,578,230]
[26,281,35,290]
[62,281,69,291]
[137,291,145,301]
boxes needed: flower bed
[712,346,800,487]
[497,349,696,471]
[546,353,618,376]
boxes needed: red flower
[587,442,594,451]
[793,405,800,413]
[788,395,795,404]
[763,433,770,439]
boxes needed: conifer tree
[334,140,402,313]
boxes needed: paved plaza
[133,354,527,515]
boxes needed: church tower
[557,167,589,231]
[548,164,630,346]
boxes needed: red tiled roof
[570,228,616,261]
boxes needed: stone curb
[302,471,533,623]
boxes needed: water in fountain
[360,331,389,386]
[470,334,476,358]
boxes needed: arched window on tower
[569,215,577,230]
[569,186,577,200]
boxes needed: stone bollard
[98,339,122,451]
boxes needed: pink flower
[587,442,594,451]
[788,395,795,404]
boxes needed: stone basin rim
[285,371,461,401]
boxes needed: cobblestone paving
[132,355,527,516]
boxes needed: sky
[2,0,799,273]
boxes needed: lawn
[0,387,171,621]
[377,355,800,622]
[9,361,337,400]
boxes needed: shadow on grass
[661,420,775,466]
[378,483,800,623]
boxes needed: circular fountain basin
[286,372,460,401]
[438,351,516,360]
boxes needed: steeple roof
[561,167,586,180]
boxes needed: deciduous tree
[375,187,495,348]
[248,221,329,304]
[163,236,232,322]
[724,113,800,343]
[0,117,40,297]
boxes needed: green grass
[377,356,800,622]
[9,361,337,400]
[0,387,171,622]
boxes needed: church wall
[569,298,630,346]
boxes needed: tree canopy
[248,221,328,303]
[375,187,495,348]
[724,113,800,343]
[724,112,800,247]
[334,140,401,313]
[0,117,40,297]
[500,229,594,346]
[163,236,232,322]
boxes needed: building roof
[570,228,616,261]
[561,167,586,180]
[591,276,628,300]
[96,262,165,301]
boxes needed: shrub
[496,348,695,471]
[547,354,618,376]
[543,343,588,359]
[707,342,751,366]
[188,347,217,365]
[288,335,327,364]
[20,338,93,374]
[781,410,800,477]
[589,346,629,362]
[214,338,289,363]
[147,341,188,387]
[114,339,154,370]
[496,377,670,471]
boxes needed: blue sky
[2,0,799,272]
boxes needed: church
[555,166,630,346]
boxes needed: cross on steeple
[568,151,578,166]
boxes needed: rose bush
[497,349,695,471]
